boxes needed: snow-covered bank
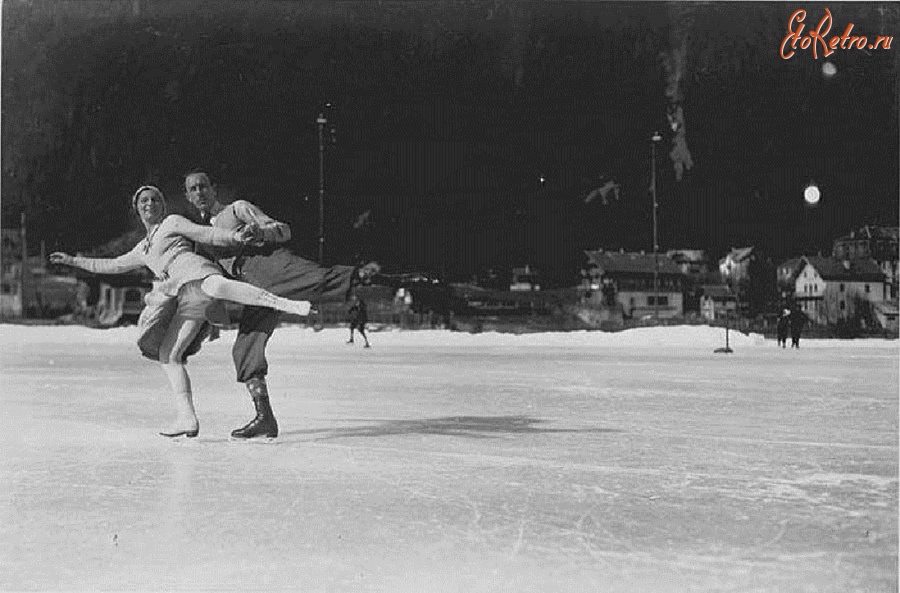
[2,322,896,350]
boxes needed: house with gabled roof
[718,245,776,316]
[793,256,888,326]
[699,283,735,322]
[718,246,755,285]
[583,249,685,319]
[832,225,898,299]
[776,257,804,299]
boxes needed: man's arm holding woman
[165,214,257,247]
[229,200,291,244]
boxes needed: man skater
[347,294,370,348]
[185,170,380,439]
[776,308,790,348]
[789,306,807,349]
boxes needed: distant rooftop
[585,250,683,276]
[802,256,884,282]
[721,246,755,263]
[835,225,899,242]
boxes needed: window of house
[840,301,845,311]
[839,283,845,292]
[647,296,669,307]
[814,283,818,292]
[865,284,870,293]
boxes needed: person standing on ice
[346,294,371,348]
[184,170,383,439]
[776,308,790,348]
[50,185,312,438]
[789,306,807,348]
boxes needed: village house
[776,257,804,301]
[666,249,710,276]
[719,247,755,286]
[872,301,899,332]
[718,246,775,316]
[1,228,84,319]
[666,249,711,314]
[832,225,898,299]
[509,265,541,291]
[583,250,685,320]
[699,284,736,322]
[793,256,887,327]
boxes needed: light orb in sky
[804,184,821,205]
[822,61,837,78]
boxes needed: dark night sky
[2,0,898,283]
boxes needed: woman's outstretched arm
[50,242,146,275]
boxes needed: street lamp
[316,111,327,263]
[715,274,735,354]
[650,131,662,321]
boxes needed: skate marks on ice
[280,415,622,442]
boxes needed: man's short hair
[183,168,212,185]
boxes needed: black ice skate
[231,395,279,439]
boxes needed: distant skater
[776,308,790,348]
[789,307,807,348]
[51,185,311,438]
[347,295,370,348]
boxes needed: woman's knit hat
[131,185,167,213]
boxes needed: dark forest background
[3,0,898,284]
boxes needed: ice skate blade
[230,435,278,442]
[159,429,199,438]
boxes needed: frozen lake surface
[1,324,897,592]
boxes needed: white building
[793,256,887,326]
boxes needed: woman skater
[51,185,311,437]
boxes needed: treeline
[3,1,897,278]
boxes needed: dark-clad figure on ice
[347,294,371,348]
[776,308,790,348]
[185,170,380,439]
[789,306,807,349]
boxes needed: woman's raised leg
[200,275,311,316]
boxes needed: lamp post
[650,131,662,321]
[316,111,327,264]
[715,265,736,354]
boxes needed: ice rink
[1,324,897,592]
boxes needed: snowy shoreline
[2,322,896,350]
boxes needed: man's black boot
[231,379,279,439]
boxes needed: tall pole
[317,112,327,264]
[651,132,661,321]
[20,211,27,318]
